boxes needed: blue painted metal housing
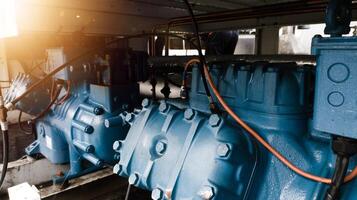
[312,35,357,139]
[21,50,140,181]
[114,60,357,199]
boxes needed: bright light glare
[0,0,18,38]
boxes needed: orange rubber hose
[186,58,357,184]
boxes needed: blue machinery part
[6,37,357,198]
[112,38,357,199]
[6,48,142,183]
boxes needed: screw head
[84,125,94,134]
[217,144,231,158]
[142,98,150,108]
[86,145,95,153]
[113,141,122,151]
[155,141,167,155]
[184,109,195,120]
[125,113,134,122]
[209,114,221,127]
[197,186,215,200]
[128,173,140,185]
[113,164,122,174]
[159,102,168,112]
[151,188,163,200]
[93,107,104,115]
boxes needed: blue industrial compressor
[1,1,357,199]
[4,48,145,182]
[111,56,356,199]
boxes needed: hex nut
[113,164,122,174]
[217,143,231,157]
[184,109,195,120]
[142,98,150,108]
[159,102,168,112]
[125,113,134,122]
[155,141,167,155]
[128,173,140,185]
[113,141,122,151]
[151,188,163,200]
[209,114,221,127]
[197,186,215,200]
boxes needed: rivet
[209,114,221,127]
[217,144,231,157]
[128,173,140,185]
[152,188,163,200]
[184,109,195,120]
[142,98,150,108]
[197,186,215,200]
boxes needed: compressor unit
[0,0,357,200]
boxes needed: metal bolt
[142,98,150,108]
[209,114,221,127]
[197,186,215,200]
[128,173,140,185]
[113,164,122,174]
[159,102,168,112]
[113,141,122,151]
[184,109,195,120]
[86,145,95,153]
[125,113,134,122]
[84,125,94,134]
[93,107,104,115]
[155,141,167,155]
[217,144,231,158]
[151,188,163,200]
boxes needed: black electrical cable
[0,89,8,190]
[0,129,8,190]
[31,84,63,122]
[18,110,33,135]
[9,32,201,107]
[325,156,350,200]
[182,0,217,112]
